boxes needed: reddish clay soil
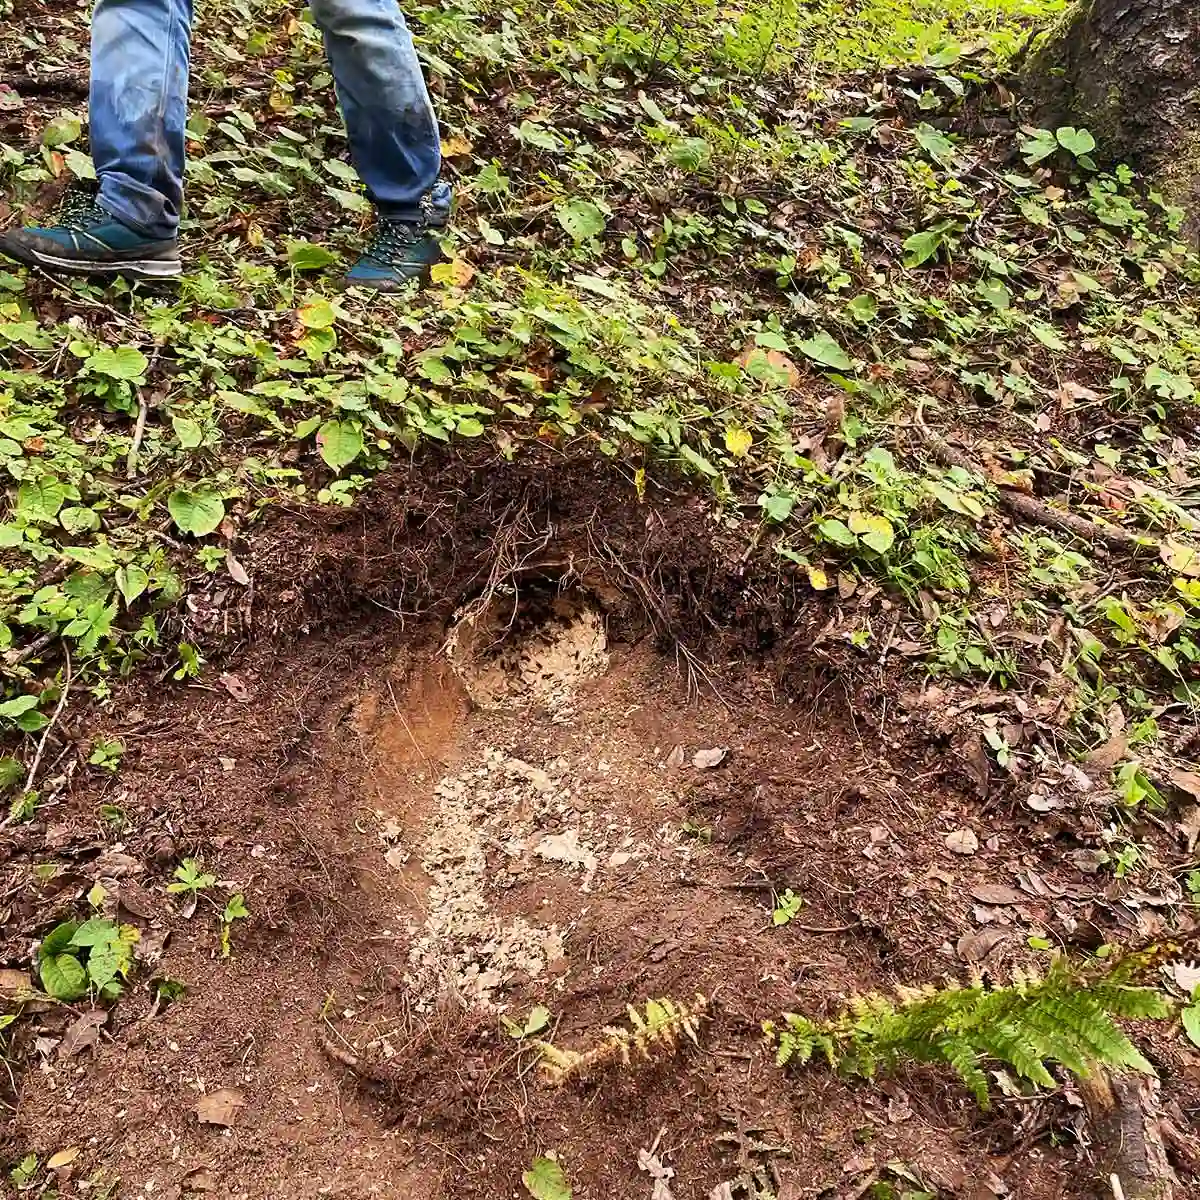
[2,461,1197,1200]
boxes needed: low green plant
[168,857,217,895]
[767,953,1168,1108]
[219,893,250,958]
[87,735,124,772]
[772,888,804,925]
[37,917,139,1001]
[537,995,707,1085]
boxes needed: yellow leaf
[430,258,476,288]
[440,136,474,157]
[724,427,752,457]
[48,1148,79,1170]
[806,565,829,591]
[1161,538,1200,578]
[633,467,646,500]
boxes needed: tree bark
[1023,0,1200,222]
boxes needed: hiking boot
[0,200,181,280]
[342,215,445,292]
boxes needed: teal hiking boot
[0,200,180,280]
[342,215,446,292]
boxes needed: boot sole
[0,240,181,280]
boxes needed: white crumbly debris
[445,592,608,714]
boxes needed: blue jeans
[89,0,447,240]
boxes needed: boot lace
[363,218,426,264]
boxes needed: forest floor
[1,0,1200,1197]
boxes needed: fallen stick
[915,424,1154,552]
[1078,1071,1175,1200]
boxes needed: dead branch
[1078,1071,1175,1200]
[915,423,1154,552]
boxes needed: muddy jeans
[90,0,448,239]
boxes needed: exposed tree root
[1078,1071,1176,1200]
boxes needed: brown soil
[2,455,1199,1200]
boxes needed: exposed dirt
[3,458,1197,1200]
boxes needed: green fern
[768,956,1169,1109]
[537,994,707,1086]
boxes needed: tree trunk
[1023,0,1200,221]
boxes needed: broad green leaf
[556,199,606,243]
[298,297,337,330]
[1019,128,1058,165]
[17,476,67,522]
[515,120,563,152]
[848,511,895,554]
[845,294,878,324]
[976,277,1011,312]
[456,417,485,437]
[69,918,120,947]
[86,346,147,380]
[64,149,96,180]
[523,1005,551,1036]
[523,1155,571,1200]
[59,506,100,534]
[173,415,204,448]
[40,952,87,1001]
[42,114,81,147]
[818,518,856,547]
[903,229,944,267]
[316,420,363,471]
[637,92,670,125]
[286,240,337,270]
[679,443,718,477]
[167,486,226,537]
[1183,1003,1200,1048]
[41,920,80,956]
[914,123,956,165]
[1056,126,1096,157]
[796,330,852,372]
[760,493,794,522]
[116,565,150,607]
[0,694,40,719]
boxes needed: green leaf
[173,415,204,448]
[523,1005,551,1036]
[116,565,149,607]
[40,952,87,1001]
[523,1155,571,1200]
[42,115,81,147]
[976,277,1011,312]
[796,330,852,371]
[637,92,670,125]
[903,229,944,267]
[845,294,878,324]
[286,240,337,270]
[1183,1003,1200,1049]
[70,918,120,947]
[1056,126,1096,157]
[0,694,40,720]
[17,476,67,522]
[86,346,148,380]
[848,512,895,554]
[1019,128,1059,165]
[40,920,79,956]
[679,443,718,477]
[59,506,100,534]
[167,486,226,537]
[914,123,956,165]
[456,417,486,437]
[298,297,337,330]
[0,757,22,790]
[555,199,606,243]
[316,419,364,471]
[515,120,563,152]
[818,518,857,547]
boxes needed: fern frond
[537,994,707,1087]
[936,1034,990,1108]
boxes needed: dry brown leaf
[1178,805,1200,854]
[957,927,1008,963]
[46,1147,79,1171]
[0,968,31,1000]
[665,744,686,769]
[1161,537,1200,578]
[945,828,979,856]
[218,673,250,703]
[195,1088,246,1127]
[1169,771,1200,802]
[961,733,990,798]
[224,551,250,586]
[59,1009,107,1059]
[1087,733,1128,772]
[692,747,728,769]
[1170,961,1200,993]
[969,884,1025,906]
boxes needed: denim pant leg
[90,0,193,240]
[309,0,448,224]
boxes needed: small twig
[24,650,72,796]
[1111,1174,1126,1200]
[126,389,150,478]
[2,629,55,669]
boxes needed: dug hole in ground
[4,451,1196,1200]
